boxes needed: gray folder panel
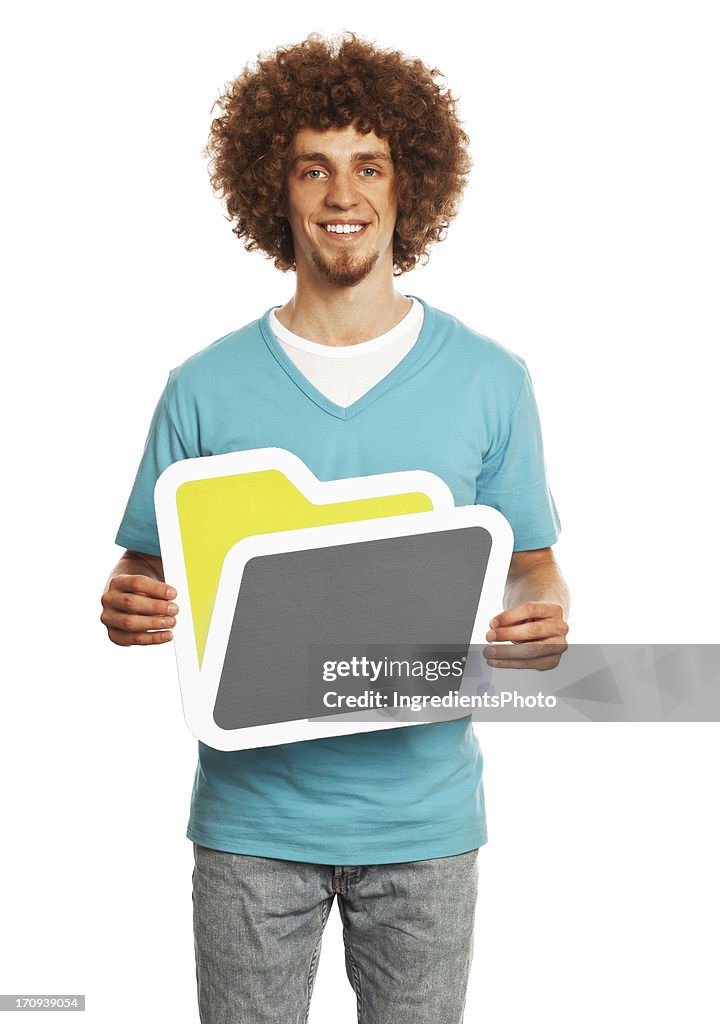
[213,526,492,730]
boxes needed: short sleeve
[114,371,194,556]
[476,361,561,551]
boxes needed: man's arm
[485,547,570,670]
[100,550,178,647]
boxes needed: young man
[102,32,569,1024]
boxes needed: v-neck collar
[258,293,436,421]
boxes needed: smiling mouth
[319,223,369,237]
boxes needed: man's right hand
[101,551,177,646]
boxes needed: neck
[275,262,412,346]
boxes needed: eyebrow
[291,150,392,167]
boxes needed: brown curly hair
[204,32,472,275]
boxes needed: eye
[360,167,378,177]
[304,168,326,179]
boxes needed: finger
[487,620,565,643]
[489,603,563,629]
[484,643,566,663]
[102,589,179,618]
[107,627,174,647]
[102,609,177,633]
[485,654,562,671]
[110,575,177,601]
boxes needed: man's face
[283,125,397,287]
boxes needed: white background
[1,1,718,1021]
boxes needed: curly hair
[204,32,472,275]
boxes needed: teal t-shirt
[115,294,560,864]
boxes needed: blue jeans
[192,843,479,1024]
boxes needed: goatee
[311,247,380,287]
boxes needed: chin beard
[311,246,380,287]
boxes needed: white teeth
[323,223,365,233]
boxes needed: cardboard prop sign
[154,448,513,750]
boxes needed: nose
[324,169,359,210]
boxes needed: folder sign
[154,448,513,750]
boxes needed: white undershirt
[269,297,424,407]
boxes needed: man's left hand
[484,602,569,670]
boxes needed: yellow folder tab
[175,469,433,666]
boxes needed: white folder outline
[155,448,513,750]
